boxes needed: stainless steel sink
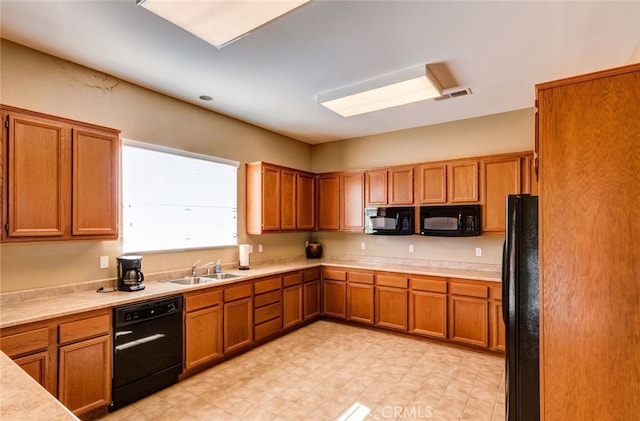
[163,273,243,285]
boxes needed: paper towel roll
[239,244,251,269]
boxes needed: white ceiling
[1,1,639,144]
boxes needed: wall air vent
[433,87,472,101]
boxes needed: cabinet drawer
[224,284,253,302]
[376,273,408,288]
[303,268,321,282]
[254,276,282,294]
[283,272,303,287]
[255,290,281,308]
[348,270,374,284]
[411,277,447,293]
[1,328,50,357]
[185,290,221,312]
[59,313,110,345]
[450,282,489,298]
[323,268,347,281]
[255,303,282,325]
[255,317,282,341]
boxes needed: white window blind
[122,139,238,253]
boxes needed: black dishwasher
[110,295,183,411]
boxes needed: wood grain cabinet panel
[409,290,447,339]
[347,282,374,325]
[58,335,111,416]
[448,295,489,348]
[223,297,253,353]
[280,169,296,230]
[375,286,408,331]
[481,156,522,233]
[303,280,321,320]
[322,280,346,319]
[71,128,118,236]
[185,305,222,370]
[317,174,340,230]
[296,172,316,230]
[340,171,365,231]
[418,164,447,204]
[282,285,303,329]
[448,160,479,203]
[388,167,414,205]
[366,169,388,205]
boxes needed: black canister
[305,243,323,259]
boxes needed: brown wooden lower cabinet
[448,295,489,348]
[303,280,320,320]
[347,282,374,324]
[58,335,111,415]
[185,306,223,369]
[376,286,408,331]
[322,279,347,319]
[223,284,253,353]
[409,290,447,339]
[283,284,303,329]
[13,351,49,389]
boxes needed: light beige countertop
[0,351,78,420]
[0,258,500,329]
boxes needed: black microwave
[365,206,414,235]
[419,205,481,237]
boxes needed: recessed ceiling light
[318,64,444,117]
[137,0,309,49]
[199,95,213,101]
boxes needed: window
[122,139,239,253]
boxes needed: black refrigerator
[502,194,540,421]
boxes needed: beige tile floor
[101,320,505,421]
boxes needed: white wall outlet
[258,244,263,253]
[475,247,483,257]
[409,244,415,253]
[360,241,366,250]
[99,256,109,269]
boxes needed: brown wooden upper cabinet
[246,162,316,234]
[317,171,364,231]
[480,152,532,234]
[417,160,479,204]
[365,166,414,206]
[1,106,119,243]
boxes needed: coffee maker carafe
[117,255,145,292]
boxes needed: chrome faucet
[192,260,217,276]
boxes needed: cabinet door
[283,284,303,329]
[261,165,281,231]
[322,280,346,318]
[448,161,479,203]
[223,298,253,353]
[317,174,340,230]
[340,172,364,231]
[303,280,320,320]
[5,112,70,238]
[280,169,296,230]
[296,172,315,230]
[448,296,489,348]
[14,351,50,389]
[185,305,222,370]
[58,335,111,416]
[375,287,408,331]
[490,301,505,351]
[366,169,387,205]
[71,128,118,237]
[418,164,447,204]
[347,283,374,324]
[481,156,521,233]
[389,167,414,205]
[409,290,447,339]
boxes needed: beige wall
[0,40,312,292]
[1,39,533,293]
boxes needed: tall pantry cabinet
[537,63,640,420]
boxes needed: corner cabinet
[1,106,119,243]
[246,162,315,234]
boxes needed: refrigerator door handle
[501,240,509,324]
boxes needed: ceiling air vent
[433,87,472,101]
